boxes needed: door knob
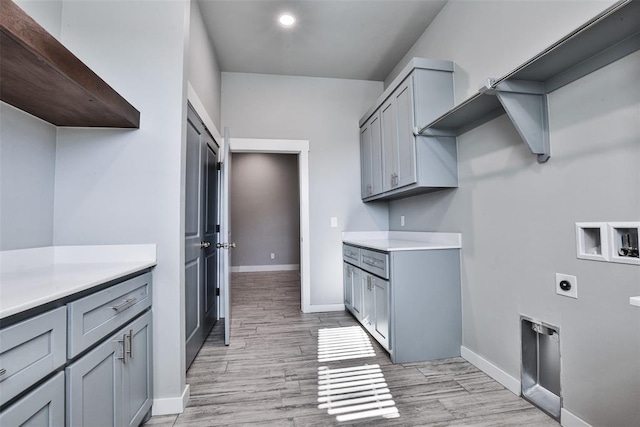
[200,241,211,249]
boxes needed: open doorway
[230,153,300,272]
[229,138,311,312]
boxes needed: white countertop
[342,231,461,252]
[0,245,156,319]
[631,297,640,307]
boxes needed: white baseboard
[561,409,592,427]
[306,304,346,313]
[460,346,521,395]
[230,264,300,273]
[152,384,190,415]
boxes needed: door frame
[229,138,312,314]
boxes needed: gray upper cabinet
[360,58,456,201]
[380,98,397,193]
[360,111,383,198]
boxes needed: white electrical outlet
[556,273,577,299]
[400,216,405,227]
[270,253,275,260]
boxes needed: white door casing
[229,138,311,313]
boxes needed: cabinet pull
[127,329,133,359]
[116,336,127,364]
[362,258,382,267]
[111,297,137,313]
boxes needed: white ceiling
[198,0,448,81]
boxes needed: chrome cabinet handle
[200,241,211,249]
[112,297,137,313]
[362,258,382,267]
[126,330,133,359]
[116,336,126,364]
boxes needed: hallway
[146,271,557,426]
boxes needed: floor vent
[317,326,376,362]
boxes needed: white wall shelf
[415,0,640,163]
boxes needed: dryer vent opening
[521,317,561,421]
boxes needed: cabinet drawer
[0,307,66,406]
[67,273,151,359]
[360,249,389,279]
[0,371,65,427]
[342,245,360,266]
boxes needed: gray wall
[14,0,62,39]
[221,72,388,306]
[230,153,300,268]
[50,0,190,409]
[189,0,222,130]
[386,1,639,425]
[0,104,56,250]
[0,0,63,251]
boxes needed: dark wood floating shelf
[0,0,140,128]
[416,0,640,163]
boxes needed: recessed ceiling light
[278,13,296,27]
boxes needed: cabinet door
[360,121,373,198]
[66,332,123,427]
[0,307,66,406]
[0,372,64,427]
[351,268,362,319]
[343,263,353,311]
[394,76,417,188]
[369,113,383,195]
[373,277,390,351]
[122,312,153,427]
[361,273,375,332]
[380,99,397,192]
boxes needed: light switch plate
[556,273,577,299]
[330,217,338,228]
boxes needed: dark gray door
[185,105,219,369]
[203,145,218,332]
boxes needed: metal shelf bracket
[481,79,551,163]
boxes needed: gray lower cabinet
[0,307,67,407]
[343,263,362,320]
[0,272,153,427]
[361,272,390,351]
[66,310,152,427]
[0,372,65,427]
[343,244,461,364]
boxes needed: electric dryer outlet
[556,273,577,299]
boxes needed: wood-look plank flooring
[145,271,558,427]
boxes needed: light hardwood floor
[145,271,558,426]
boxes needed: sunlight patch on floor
[317,326,376,362]
[317,364,399,421]
[316,326,399,422]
